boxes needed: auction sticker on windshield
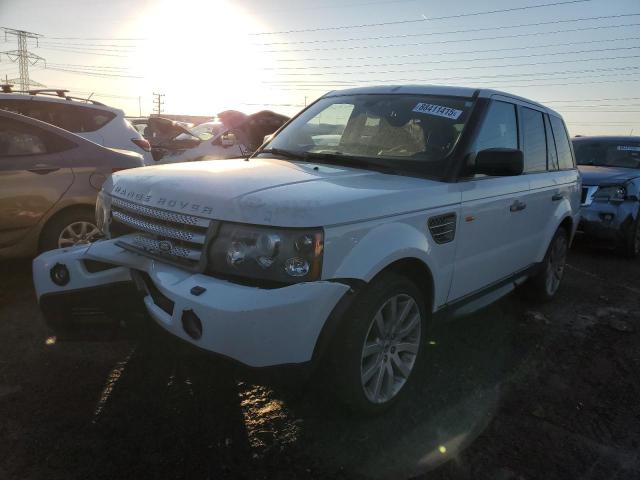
[617,146,640,152]
[412,103,463,120]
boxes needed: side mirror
[475,148,524,176]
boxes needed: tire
[330,271,428,415]
[622,215,640,258]
[39,208,101,253]
[526,227,569,302]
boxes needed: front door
[449,99,531,301]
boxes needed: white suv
[0,90,153,164]
[32,85,580,413]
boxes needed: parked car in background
[33,85,579,413]
[0,109,144,259]
[0,89,153,165]
[149,110,289,163]
[574,136,640,257]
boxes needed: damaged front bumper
[33,239,350,368]
[578,200,639,246]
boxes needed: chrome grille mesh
[110,197,212,267]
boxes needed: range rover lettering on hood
[112,185,216,215]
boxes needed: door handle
[552,193,564,201]
[510,200,527,212]
[28,166,59,175]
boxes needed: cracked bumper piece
[33,240,350,368]
[578,202,637,244]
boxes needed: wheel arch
[38,203,96,251]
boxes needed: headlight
[207,223,323,284]
[95,191,111,237]
[594,185,626,202]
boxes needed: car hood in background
[104,158,456,227]
[579,165,640,185]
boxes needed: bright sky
[1,0,639,135]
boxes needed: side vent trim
[428,213,457,244]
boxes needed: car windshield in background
[574,140,640,169]
[260,94,474,176]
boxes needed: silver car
[0,110,144,259]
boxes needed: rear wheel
[40,209,101,253]
[331,272,427,415]
[527,227,568,302]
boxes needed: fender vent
[428,213,457,244]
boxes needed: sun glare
[133,0,282,115]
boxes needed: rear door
[449,100,531,301]
[0,117,75,248]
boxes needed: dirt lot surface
[1,245,639,480]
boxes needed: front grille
[110,197,213,269]
[428,213,457,244]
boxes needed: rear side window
[544,115,559,170]
[0,99,116,133]
[549,116,575,170]
[474,101,518,151]
[0,118,76,157]
[521,107,547,172]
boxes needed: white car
[32,85,580,414]
[0,89,153,165]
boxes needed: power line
[272,34,640,63]
[263,22,640,53]
[543,96,640,103]
[38,41,138,48]
[40,35,146,41]
[43,66,142,79]
[264,43,640,71]
[250,0,592,35]
[36,46,129,58]
[257,13,640,46]
[263,53,640,79]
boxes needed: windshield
[260,94,474,177]
[574,139,640,169]
[176,122,225,141]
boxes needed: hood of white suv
[105,158,455,227]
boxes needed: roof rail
[28,89,69,97]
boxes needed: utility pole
[152,92,165,116]
[1,28,45,91]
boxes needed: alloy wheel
[360,294,422,404]
[545,232,568,296]
[58,221,101,248]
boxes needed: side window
[474,101,518,152]
[521,107,547,173]
[0,118,75,157]
[550,116,575,169]
[544,115,559,170]
[0,99,32,116]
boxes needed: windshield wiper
[297,151,401,174]
[259,148,306,159]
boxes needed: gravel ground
[1,244,639,480]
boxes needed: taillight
[131,138,151,152]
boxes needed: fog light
[50,263,70,286]
[181,309,202,340]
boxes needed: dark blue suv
[574,136,640,257]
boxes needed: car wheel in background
[331,272,427,415]
[623,215,640,258]
[526,227,569,302]
[39,208,101,253]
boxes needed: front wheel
[39,209,101,253]
[526,227,569,302]
[330,272,427,415]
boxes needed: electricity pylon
[1,28,45,91]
